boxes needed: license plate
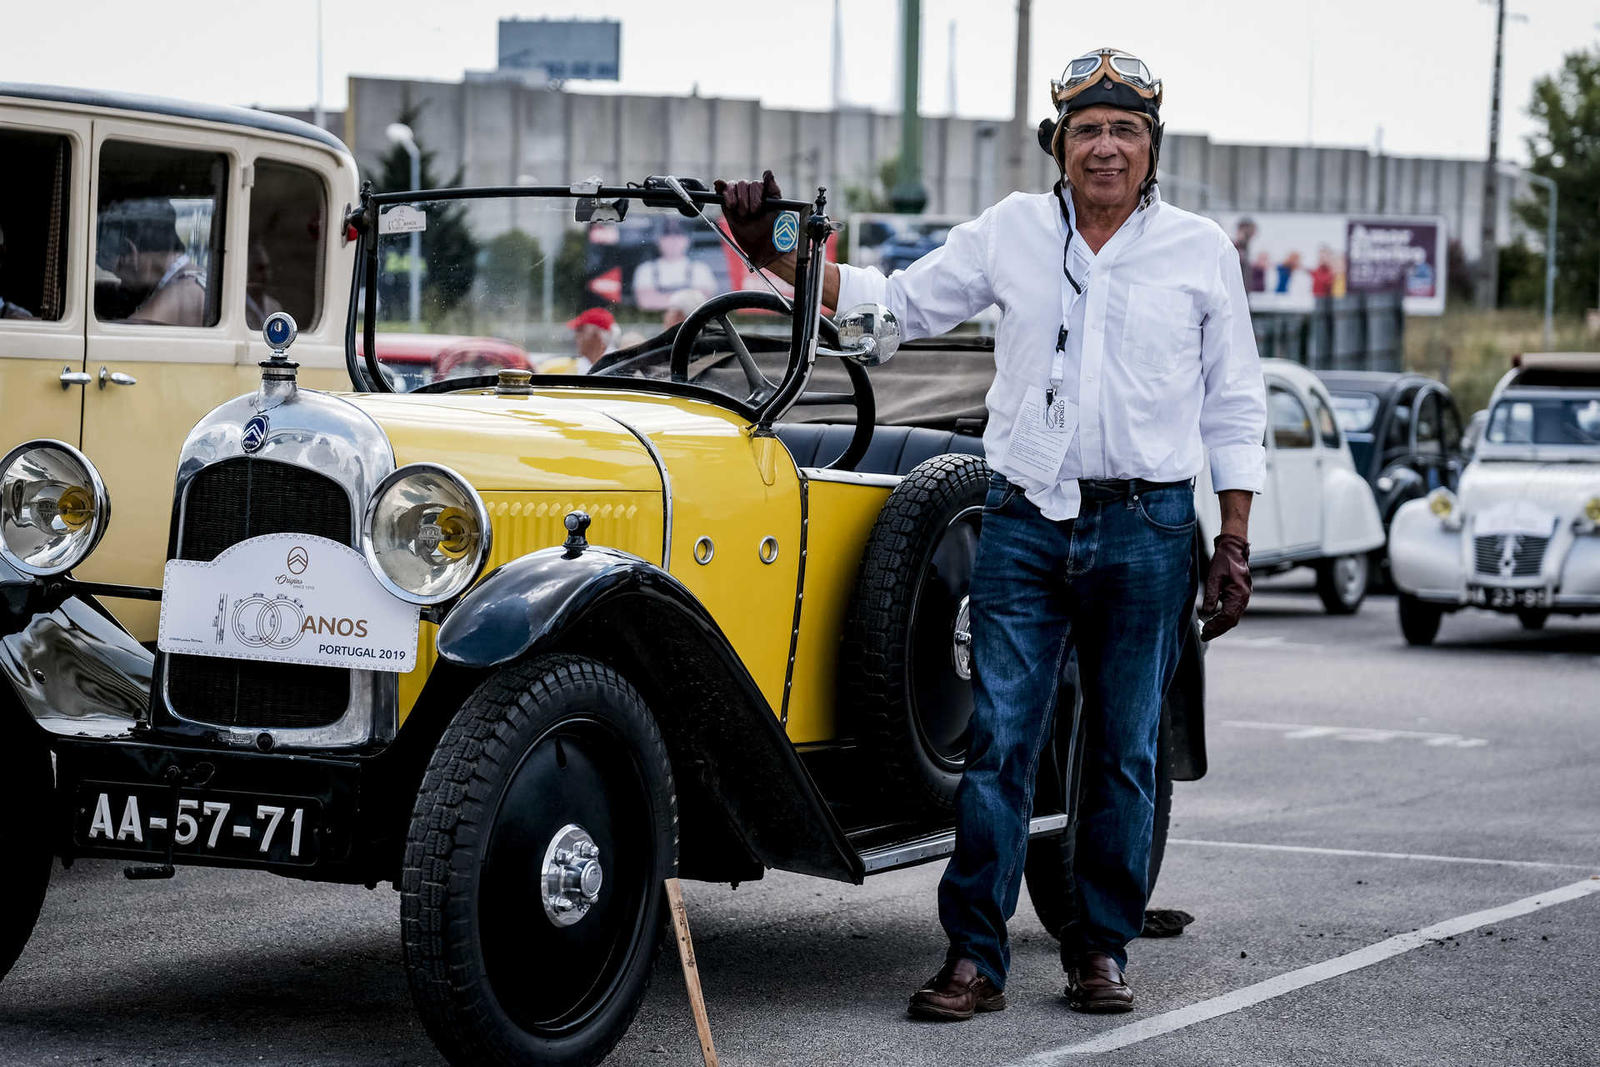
[74,783,319,865]
[1467,585,1550,611]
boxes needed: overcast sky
[4,0,1594,162]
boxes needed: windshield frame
[344,181,827,425]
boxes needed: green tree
[553,229,590,315]
[1496,240,1546,309]
[480,229,544,314]
[368,105,479,318]
[1515,47,1599,314]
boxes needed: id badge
[1006,386,1078,483]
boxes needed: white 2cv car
[1197,358,1385,614]
[1389,353,1600,644]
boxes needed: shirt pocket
[1126,284,1201,378]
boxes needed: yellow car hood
[348,391,665,492]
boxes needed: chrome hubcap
[951,595,973,681]
[541,823,604,927]
[1335,555,1365,602]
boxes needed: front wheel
[1398,593,1443,646]
[1315,553,1369,615]
[0,724,52,982]
[402,655,677,1067]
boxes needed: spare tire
[839,453,990,814]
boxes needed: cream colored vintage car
[0,84,360,639]
[1389,353,1600,644]
[1196,358,1385,613]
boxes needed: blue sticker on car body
[772,212,799,254]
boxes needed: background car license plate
[1467,586,1550,610]
[74,783,319,865]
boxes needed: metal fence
[1252,292,1405,371]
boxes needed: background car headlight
[0,440,111,577]
[1585,495,1600,524]
[362,464,491,605]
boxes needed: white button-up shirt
[835,185,1267,520]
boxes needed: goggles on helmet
[1050,48,1162,110]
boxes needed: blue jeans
[938,474,1195,987]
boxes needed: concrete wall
[341,74,1529,260]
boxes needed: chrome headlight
[1426,486,1460,529]
[0,440,110,577]
[1575,492,1600,533]
[361,464,492,605]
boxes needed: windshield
[1329,392,1380,434]
[1485,395,1600,449]
[359,191,831,399]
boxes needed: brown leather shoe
[908,958,1007,1021]
[1064,952,1134,1013]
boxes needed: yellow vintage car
[0,180,1207,1067]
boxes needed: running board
[858,813,1070,875]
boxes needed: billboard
[1346,217,1445,315]
[497,19,620,82]
[1218,211,1447,316]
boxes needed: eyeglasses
[1064,121,1150,145]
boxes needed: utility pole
[948,19,958,116]
[830,0,844,110]
[1009,0,1032,194]
[313,0,325,130]
[1476,0,1508,308]
[891,0,928,213]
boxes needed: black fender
[1163,616,1207,781]
[417,544,864,884]
[1376,464,1426,527]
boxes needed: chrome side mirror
[830,303,901,367]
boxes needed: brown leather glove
[1200,533,1252,641]
[713,169,783,264]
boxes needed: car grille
[1472,533,1548,580]
[166,458,354,730]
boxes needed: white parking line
[1220,719,1489,747]
[1169,838,1600,872]
[1008,877,1600,1062]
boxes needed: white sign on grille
[1474,501,1556,539]
[158,534,421,673]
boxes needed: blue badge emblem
[772,212,799,254]
[265,317,292,347]
[242,415,269,454]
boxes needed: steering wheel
[670,290,875,471]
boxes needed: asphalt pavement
[3,577,1596,1066]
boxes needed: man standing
[718,47,1263,1017]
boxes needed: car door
[0,110,91,456]
[74,121,249,638]
[1268,382,1322,554]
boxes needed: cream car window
[95,141,227,327]
[0,129,71,322]
[247,160,326,331]
[1268,386,1314,450]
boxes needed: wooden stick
[665,877,720,1067]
